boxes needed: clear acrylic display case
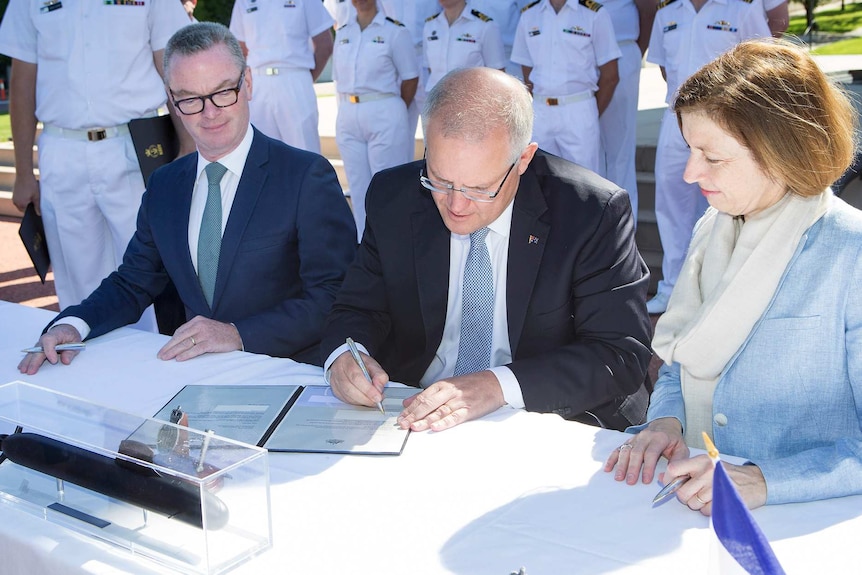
[0,381,272,574]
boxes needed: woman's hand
[664,456,768,516]
[604,417,689,485]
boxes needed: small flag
[528,235,539,245]
[703,432,785,575]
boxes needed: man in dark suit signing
[19,22,356,374]
[321,67,652,433]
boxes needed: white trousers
[532,96,601,173]
[250,68,321,154]
[37,132,156,330]
[654,109,709,295]
[600,41,641,220]
[336,96,411,241]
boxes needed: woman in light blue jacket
[605,39,862,514]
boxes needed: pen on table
[652,475,690,505]
[345,337,385,415]
[21,342,87,354]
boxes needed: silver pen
[345,337,385,414]
[21,342,87,354]
[652,475,690,504]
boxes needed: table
[0,301,859,574]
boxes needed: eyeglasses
[170,71,245,115]
[419,154,516,203]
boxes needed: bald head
[422,67,533,164]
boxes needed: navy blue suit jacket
[54,128,357,364]
[322,151,652,428]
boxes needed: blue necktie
[198,162,227,307]
[453,227,494,376]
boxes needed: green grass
[0,113,9,142]
[787,3,862,36]
[812,35,862,53]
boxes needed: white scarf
[652,190,831,449]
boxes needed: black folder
[128,115,180,184]
[18,203,50,284]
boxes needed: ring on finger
[189,336,196,346]
[618,443,633,451]
[695,493,707,505]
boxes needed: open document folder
[154,385,414,455]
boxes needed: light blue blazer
[645,196,862,505]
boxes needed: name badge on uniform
[707,20,737,32]
[372,36,385,44]
[528,27,541,37]
[247,6,258,12]
[339,38,350,45]
[103,0,145,5]
[40,0,62,12]
[563,27,590,38]
[427,31,439,41]
[284,0,297,7]
[663,22,678,32]
[456,33,476,43]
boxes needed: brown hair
[674,39,857,197]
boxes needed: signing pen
[652,475,690,505]
[21,342,87,354]
[345,337,385,414]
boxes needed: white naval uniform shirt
[512,0,621,96]
[469,0,532,49]
[381,0,441,48]
[647,0,770,104]
[601,0,641,42]
[0,0,188,128]
[324,0,355,28]
[422,3,507,91]
[230,0,334,70]
[333,12,419,95]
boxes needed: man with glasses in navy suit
[19,23,357,375]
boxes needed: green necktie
[198,162,227,307]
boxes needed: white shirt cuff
[323,341,369,384]
[50,317,91,340]
[489,365,524,410]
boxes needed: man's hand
[18,324,83,375]
[328,350,389,408]
[12,174,40,214]
[157,316,242,361]
[397,371,506,432]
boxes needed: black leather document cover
[18,202,50,284]
[129,115,179,184]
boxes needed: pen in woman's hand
[346,337,385,414]
[653,475,691,505]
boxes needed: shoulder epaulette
[471,9,493,21]
[426,12,440,22]
[737,0,754,4]
[386,16,405,26]
[522,0,541,12]
[657,0,678,9]
[580,0,603,11]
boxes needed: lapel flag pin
[528,235,539,245]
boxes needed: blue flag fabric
[712,460,786,575]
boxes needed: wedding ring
[619,443,633,451]
[190,336,196,346]
[695,493,707,505]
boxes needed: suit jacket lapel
[212,130,268,313]
[507,167,549,356]
[170,155,210,312]
[412,193,450,359]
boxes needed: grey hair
[163,22,246,84]
[422,67,533,164]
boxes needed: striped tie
[198,162,227,307]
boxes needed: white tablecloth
[0,301,859,574]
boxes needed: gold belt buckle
[349,95,360,104]
[87,129,107,142]
[265,67,279,76]
[546,97,559,106]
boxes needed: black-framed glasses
[420,152,516,203]
[170,71,245,115]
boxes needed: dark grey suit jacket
[322,150,652,428]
